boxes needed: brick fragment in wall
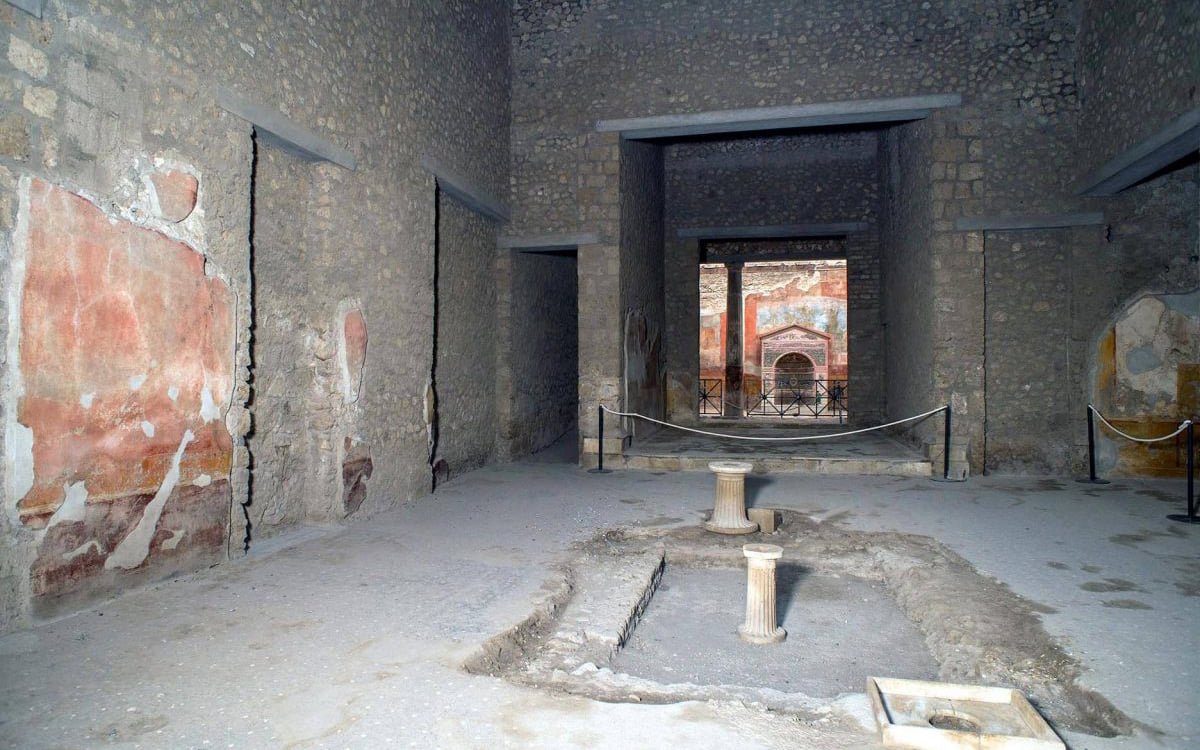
[341,438,373,517]
[149,169,199,223]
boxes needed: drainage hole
[927,711,982,733]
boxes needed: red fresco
[15,180,233,592]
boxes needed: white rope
[1089,405,1192,444]
[603,404,947,442]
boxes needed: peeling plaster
[161,529,185,551]
[140,421,155,438]
[105,430,194,570]
[79,393,94,408]
[62,540,105,562]
[5,177,33,523]
[128,373,147,390]
[167,385,179,401]
[194,473,212,487]
[46,481,88,529]
[199,384,220,423]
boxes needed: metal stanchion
[1076,405,1110,485]
[931,405,958,482]
[588,404,611,474]
[1168,421,1197,524]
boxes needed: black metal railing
[699,378,723,415]
[698,378,849,421]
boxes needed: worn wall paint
[8,178,233,610]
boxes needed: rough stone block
[7,36,47,78]
[0,112,29,160]
[747,507,780,533]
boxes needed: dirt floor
[0,451,1196,749]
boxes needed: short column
[738,543,787,645]
[704,461,758,534]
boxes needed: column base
[738,624,786,645]
[705,518,759,534]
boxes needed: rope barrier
[602,404,947,442]
[1088,404,1192,443]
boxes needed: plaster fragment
[161,529,185,551]
[47,481,88,528]
[199,385,220,423]
[140,421,155,438]
[105,430,194,570]
[62,540,105,562]
[9,422,35,501]
[167,385,179,401]
[194,473,212,487]
[79,392,94,408]
[129,373,147,390]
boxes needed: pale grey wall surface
[434,193,499,479]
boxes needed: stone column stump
[738,543,787,645]
[704,461,758,534]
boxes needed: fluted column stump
[738,543,787,645]
[704,461,758,534]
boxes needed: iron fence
[699,377,849,421]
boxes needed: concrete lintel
[679,222,868,240]
[1078,107,1200,196]
[954,213,1106,232]
[420,154,510,224]
[216,87,356,170]
[596,95,962,139]
[498,232,600,250]
[705,249,846,264]
[4,0,43,17]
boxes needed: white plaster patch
[5,178,34,522]
[105,430,194,570]
[79,392,95,409]
[161,529,186,551]
[8,422,35,503]
[140,421,155,438]
[128,373,147,390]
[199,385,220,423]
[47,481,88,528]
[62,539,105,562]
[167,385,180,401]
[193,473,212,487]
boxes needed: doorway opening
[698,246,849,421]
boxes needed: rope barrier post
[1076,404,1110,485]
[588,404,611,474]
[1169,421,1196,524]
[930,404,960,483]
[943,405,951,480]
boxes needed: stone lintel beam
[595,94,962,140]
[216,87,356,170]
[420,154,510,224]
[498,232,600,251]
[1078,106,1200,196]
[679,222,868,241]
[954,213,1106,232]
[4,0,44,18]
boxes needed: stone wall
[434,192,499,479]
[0,0,510,633]
[618,139,665,437]
[1078,0,1200,170]
[879,122,938,450]
[496,250,578,459]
